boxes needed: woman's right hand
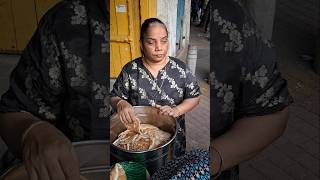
[22,121,80,180]
[116,100,136,124]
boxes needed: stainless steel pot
[110,106,178,175]
[0,140,109,180]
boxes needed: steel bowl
[110,106,178,175]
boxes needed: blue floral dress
[151,149,210,180]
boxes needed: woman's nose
[155,42,162,51]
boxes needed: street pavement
[184,24,210,151]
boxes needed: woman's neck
[144,57,168,66]
[142,56,169,77]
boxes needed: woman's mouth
[154,54,164,58]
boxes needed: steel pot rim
[110,106,178,154]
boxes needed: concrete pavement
[184,24,210,151]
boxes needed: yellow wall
[35,0,60,21]
[0,0,17,52]
[0,0,157,78]
[140,0,157,24]
[0,0,59,53]
[110,0,157,78]
[11,0,38,51]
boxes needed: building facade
[0,0,191,78]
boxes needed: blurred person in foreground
[210,0,293,179]
[0,0,109,179]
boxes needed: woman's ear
[140,40,144,55]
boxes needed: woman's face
[141,24,169,63]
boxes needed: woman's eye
[147,41,154,45]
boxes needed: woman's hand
[210,145,223,177]
[22,121,80,180]
[155,104,181,118]
[155,97,200,118]
[117,100,136,124]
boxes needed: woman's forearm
[175,96,200,115]
[0,112,40,157]
[110,96,123,111]
[211,107,289,172]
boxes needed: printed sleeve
[184,67,201,99]
[110,69,130,100]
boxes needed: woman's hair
[140,18,168,41]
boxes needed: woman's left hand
[155,104,181,118]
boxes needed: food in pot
[123,117,141,133]
[113,118,171,151]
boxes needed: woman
[210,0,292,179]
[110,18,201,157]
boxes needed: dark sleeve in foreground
[211,0,293,121]
[0,4,65,122]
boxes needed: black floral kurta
[111,57,201,157]
[0,0,109,144]
[211,0,293,179]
